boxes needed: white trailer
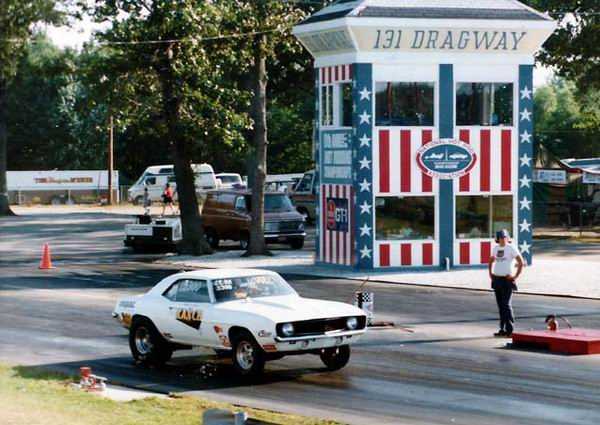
[7,170,119,205]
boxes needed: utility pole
[108,114,114,205]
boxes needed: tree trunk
[0,77,15,216]
[156,51,210,256]
[246,35,269,256]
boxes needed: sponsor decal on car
[176,309,203,330]
[213,325,231,347]
[119,312,133,327]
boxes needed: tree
[0,0,65,215]
[222,0,306,256]
[534,78,600,162]
[90,0,250,255]
[6,35,82,171]
[524,1,600,89]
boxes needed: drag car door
[156,279,213,345]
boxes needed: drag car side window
[163,279,210,303]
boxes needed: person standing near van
[161,183,175,215]
[488,229,524,337]
[143,187,151,215]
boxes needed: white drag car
[113,269,367,376]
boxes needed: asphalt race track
[2,212,600,425]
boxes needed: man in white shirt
[488,229,524,337]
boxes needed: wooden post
[108,114,114,205]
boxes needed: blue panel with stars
[352,63,374,269]
[518,65,534,265]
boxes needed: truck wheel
[320,345,350,371]
[289,238,304,250]
[133,196,143,206]
[204,228,219,249]
[297,207,310,223]
[129,318,173,367]
[239,232,249,250]
[231,331,265,377]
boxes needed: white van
[128,164,217,204]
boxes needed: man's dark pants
[492,277,515,333]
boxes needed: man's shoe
[494,330,507,337]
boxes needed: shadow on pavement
[15,355,329,394]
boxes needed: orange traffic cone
[39,243,54,270]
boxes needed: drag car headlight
[298,222,304,231]
[346,317,358,330]
[281,323,294,337]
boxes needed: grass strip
[0,364,342,425]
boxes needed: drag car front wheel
[320,345,351,371]
[231,331,265,377]
[129,318,173,367]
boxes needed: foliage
[268,98,313,174]
[0,0,67,215]
[0,0,66,80]
[524,0,600,89]
[534,78,600,161]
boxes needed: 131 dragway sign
[416,139,477,179]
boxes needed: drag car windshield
[212,275,296,302]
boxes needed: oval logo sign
[416,139,477,179]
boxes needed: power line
[1,26,296,46]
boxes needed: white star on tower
[520,86,532,100]
[359,223,372,237]
[359,134,371,147]
[520,175,531,188]
[359,87,372,101]
[360,245,372,259]
[520,154,532,167]
[519,219,532,233]
[359,201,371,215]
[359,156,371,169]
[519,240,531,255]
[520,130,532,144]
[359,110,371,125]
[519,196,532,210]
[520,108,532,122]
[359,178,371,192]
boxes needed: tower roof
[299,0,551,26]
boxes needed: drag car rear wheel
[129,318,173,367]
[320,345,351,371]
[231,331,265,376]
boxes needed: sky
[45,22,555,87]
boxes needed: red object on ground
[512,328,600,355]
[80,366,92,378]
[39,243,54,269]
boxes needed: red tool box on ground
[512,328,600,355]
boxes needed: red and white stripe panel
[375,241,438,268]
[454,128,516,193]
[455,240,494,266]
[319,65,352,85]
[375,128,438,195]
[320,184,354,266]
